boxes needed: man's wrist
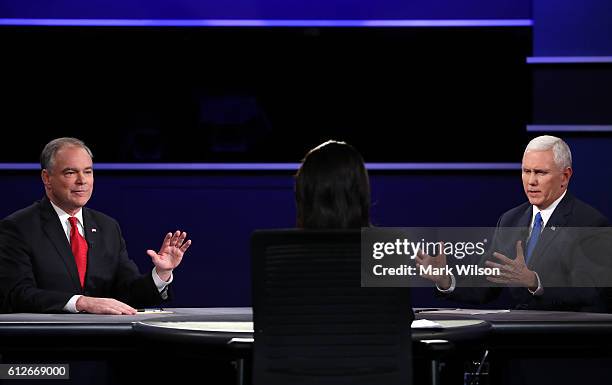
[528,271,538,290]
[438,275,451,290]
[527,271,544,295]
[436,273,456,293]
[155,267,172,281]
[64,295,83,313]
[75,295,87,313]
[153,267,173,285]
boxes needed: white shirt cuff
[528,271,544,296]
[152,267,173,292]
[63,295,82,313]
[436,273,456,293]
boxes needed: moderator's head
[295,140,370,229]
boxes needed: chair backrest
[251,229,414,385]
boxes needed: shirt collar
[49,200,84,228]
[531,190,567,228]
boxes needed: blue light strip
[527,125,612,132]
[527,56,612,64]
[0,163,520,171]
[0,18,533,27]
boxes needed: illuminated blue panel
[527,56,612,64]
[533,0,612,55]
[0,163,521,171]
[0,0,530,20]
[0,18,533,27]
[527,125,612,132]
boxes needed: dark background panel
[532,66,612,124]
[1,26,531,163]
[564,137,612,218]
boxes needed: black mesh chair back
[251,229,414,385]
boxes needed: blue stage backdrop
[1,0,611,311]
[0,170,535,308]
[533,0,612,55]
[2,137,612,309]
[0,0,530,20]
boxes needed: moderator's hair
[40,137,94,172]
[295,140,370,229]
[525,135,572,169]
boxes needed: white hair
[524,135,572,169]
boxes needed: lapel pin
[91,228,97,233]
[551,226,556,231]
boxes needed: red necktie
[68,216,88,288]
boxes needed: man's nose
[528,173,537,185]
[75,172,86,184]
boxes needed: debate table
[3,308,612,384]
[0,307,492,350]
[0,308,487,385]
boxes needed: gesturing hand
[147,230,192,281]
[485,240,538,289]
[414,242,451,290]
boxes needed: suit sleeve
[109,220,171,308]
[0,219,73,313]
[434,216,504,305]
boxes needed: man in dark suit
[0,137,192,314]
[417,135,610,311]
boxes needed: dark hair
[295,140,370,229]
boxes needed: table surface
[3,307,612,336]
[0,307,249,324]
[3,308,612,354]
[136,319,485,332]
[4,307,612,323]
[0,307,492,344]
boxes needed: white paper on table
[411,319,444,328]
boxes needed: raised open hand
[414,242,451,289]
[147,230,192,280]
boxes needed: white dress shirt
[48,201,172,313]
[530,190,567,234]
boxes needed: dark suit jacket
[0,198,168,313]
[448,192,610,312]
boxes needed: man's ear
[41,169,50,188]
[561,167,573,188]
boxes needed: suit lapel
[530,193,572,262]
[512,206,532,256]
[39,198,82,291]
[82,208,101,289]
[517,205,533,228]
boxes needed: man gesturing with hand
[0,137,192,314]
